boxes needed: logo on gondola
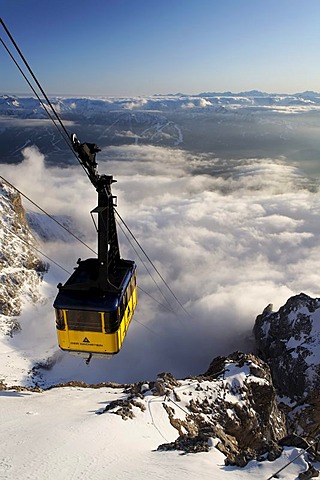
[82,337,90,343]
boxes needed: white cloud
[3,144,320,384]
[181,101,195,109]
[181,98,212,109]
[199,98,212,107]
[123,98,148,110]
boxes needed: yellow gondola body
[54,260,137,356]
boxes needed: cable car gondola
[53,135,137,360]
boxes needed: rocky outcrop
[156,353,286,465]
[58,294,320,470]
[253,293,320,442]
[203,352,286,457]
[286,390,320,440]
[0,180,47,334]
[253,293,320,401]
[98,355,286,466]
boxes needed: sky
[1,0,320,96]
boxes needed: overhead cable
[115,209,191,318]
[116,217,175,314]
[0,17,190,321]
[0,175,174,316]
[1,221,71,275]
[0,175,97,255]
[0,36,68,144]
[0,17,91,181]
[0,17,69,140]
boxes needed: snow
[0,385,316,480]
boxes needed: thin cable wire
[0,18,91,182]
[1,221,71,274]
[0,18,69,140]
[1,17,191,320]
[132,316,161,336]
[0,175,97,255]
[136,286,174,313]
[0,175,174,315]
[0,36,70,146]
[115,209,191,318]
[116,218,175,314]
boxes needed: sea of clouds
[2,143,320,385]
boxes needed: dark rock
[253,293,320,401]
[0,181,46,330]
[158,352,286,466]
[299,464,319,480]
[96,397,145,419]
[279,434,310,450]
[158,435,210,454]
[266,442,283,461]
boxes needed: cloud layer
[2,144,320,385]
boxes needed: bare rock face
[253,293,320,401]
[92,362,286,466]
[253,293,320,440]
[286,390,320,441]
[157,352,287,466]
[0,180,47,334]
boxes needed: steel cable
[0,17,191,321]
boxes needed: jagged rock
[253,293,320,401]
[205,352,286,450]
[279,434,311,450]
[0,180,47,334]
[286,390,320,441]
[253,294,320,443]
[151,372,181,397]
[266,442,283,461]
[299,464,319,480]
[158,435,210,454]
[97,397,146,419]
[158,352,286,466]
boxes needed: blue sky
[1,0,320,96]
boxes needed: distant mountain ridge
[2,90,320,166]
[1,91,320,118]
